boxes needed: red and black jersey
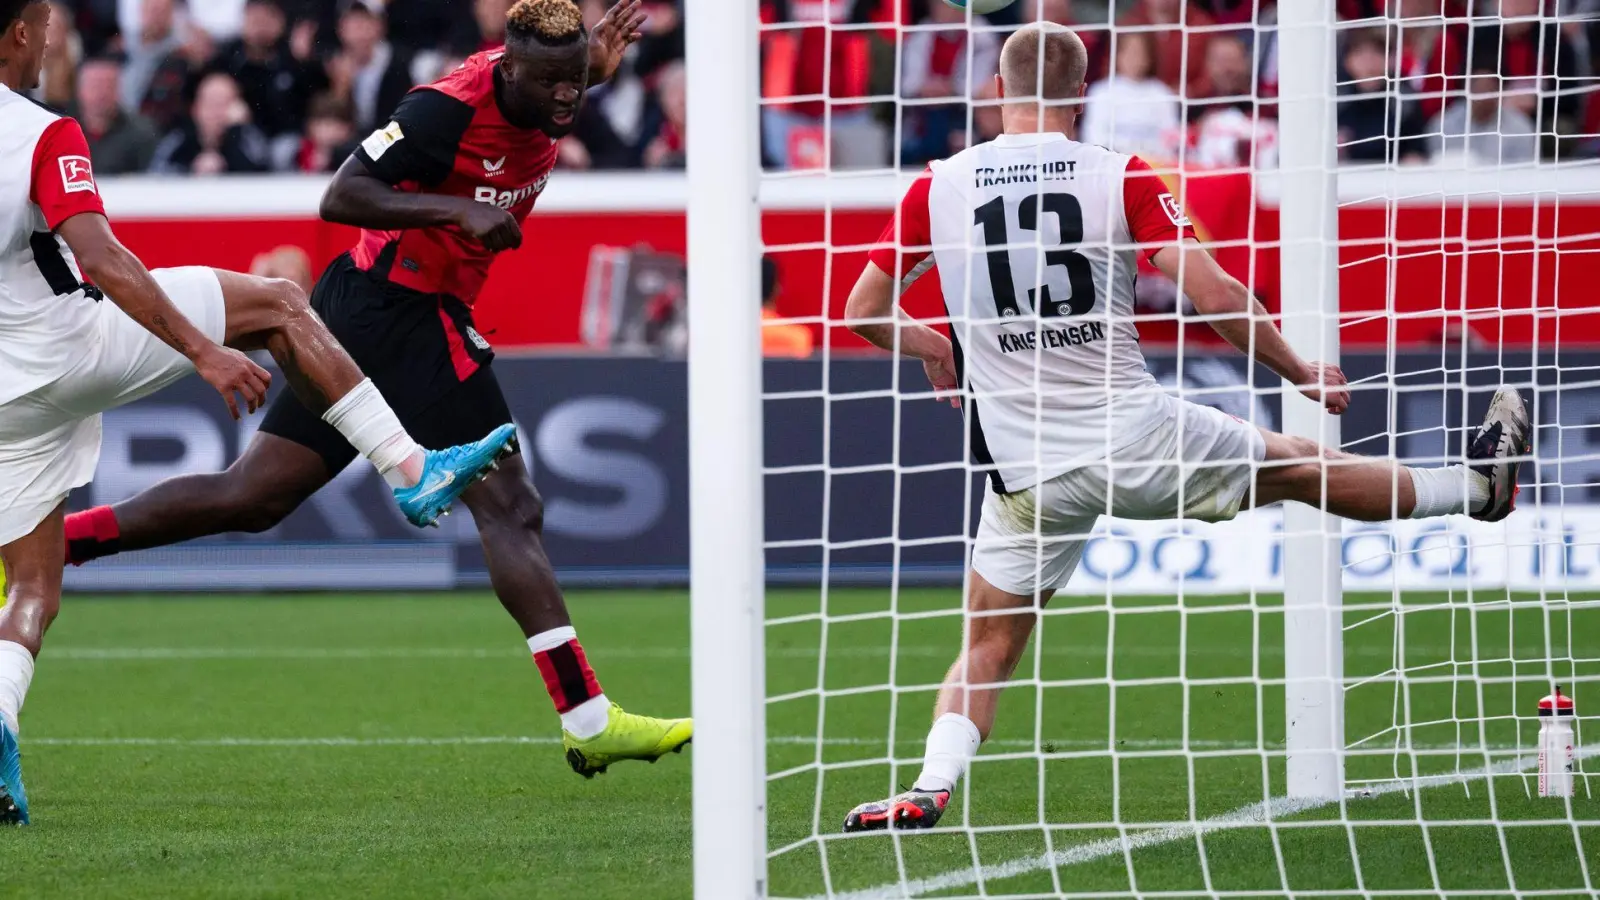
[350,50,558,306]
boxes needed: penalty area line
[812,745,1600,900]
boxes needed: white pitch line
[15,736,1269,750]
[26,735,1537,754]
[812,745,1600,900]
[29,735,563,747]
[48,647,524,660]
[44,643,1410,661]
[6,736,1284,751]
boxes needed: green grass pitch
[6,589,1597,898]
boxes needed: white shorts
[971,396,1267,596]
[0,267,225,547]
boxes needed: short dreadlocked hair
[1,0,44,34]
[506,0,586,47]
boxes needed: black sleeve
[353,87,474,188]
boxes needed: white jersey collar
[992,131,1072,148]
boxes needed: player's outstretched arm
[1149,240,1350,415]
[55,212,270,419]
[845,261,960,406]
[320,157,523,252]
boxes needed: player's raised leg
[63,269,515,564]
[843,387,1532,833]
[460,460,692,777]
[1251,387,1531,523]
[211,268,517,527]
[65,433,332,562]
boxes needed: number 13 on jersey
[973,192,1098,320]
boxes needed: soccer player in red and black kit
[63,0,692,776]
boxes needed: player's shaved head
[1,0,42,35]
[999,23,1088,102]
[0,0,49,92]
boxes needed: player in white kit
[840,23,1533,832]
[0,0,519,824]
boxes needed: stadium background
[4,1,1596,896]
[32,0,1595,591]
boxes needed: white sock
[527,628,611,740]
[913,712,981,793]
[321,379,424,488]
[1407,464,1489,518]
[527,626,577,655]
[0,642,36,737]
[562,695,612,740]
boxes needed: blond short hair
[506,0,584,44]
[999,23,1088,101]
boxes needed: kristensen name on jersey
[996,320,1107,354]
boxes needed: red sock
[64,506,120,566]
[529,629,604,713]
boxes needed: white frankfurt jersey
[870,132,1196,493]
[0,84,107,408]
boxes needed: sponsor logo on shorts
[465,326,491,351]
[58,156,95,194]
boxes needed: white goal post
[686,1,765,899]
[1275,0,1346,802]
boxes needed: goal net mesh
[752,1,1598,897]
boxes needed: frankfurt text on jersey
[974,160,1077,188]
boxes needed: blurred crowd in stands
[25,0,1600,177]
[767,0,1600,169]
[30,0,687,175]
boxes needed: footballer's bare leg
[0,504,68,823]
[933,572,1053,741]
[461,455,569,638]
[462,457,692,777]
[1251,432,1419,520]
[845,571,1051,833]
[65,271,519,561]
[1250,388,1530,523]
[0,506,65,659]
[85,434,332,554]
[209,269,517,528]
[213,270,366,416]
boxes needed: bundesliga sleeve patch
[1159,193,1191,227]
[58,156,95,194]
[362,121,406,160]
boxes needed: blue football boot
[393,423,519,528]
[0,720,29,825]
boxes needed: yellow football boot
[563,704,692,778]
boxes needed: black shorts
[259,253,512,473]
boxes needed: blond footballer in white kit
[839,23,1534,833]
[0,0,517,825]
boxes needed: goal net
[687,1,1599,898]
